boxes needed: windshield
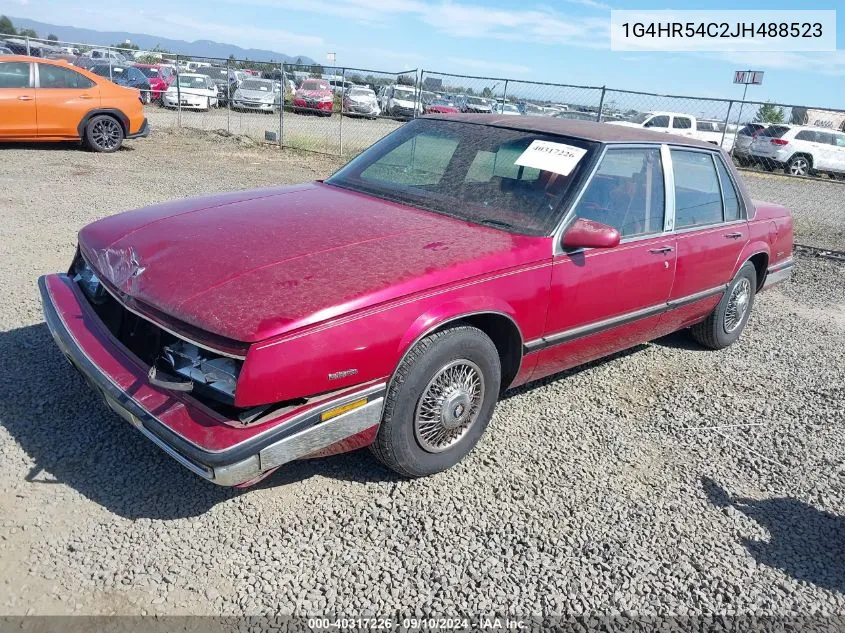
[431,99,455,107]
[627,112,653,124]
[301,80,328,91]
[556,111,596,121]
[326,119,597,235]
[468,97,486,105]
[177,75,210,89]
[241,80,273,91]
[393,88,415,101]
[759,125,790,138]
[500,104,519,113]
[93,65,126,76]
[350,88,374,97]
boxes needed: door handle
[724,232,744,239]
[17,95,33,101]
[79,94,93,100]
[649,246,674,254]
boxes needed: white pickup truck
[610,111,736,151]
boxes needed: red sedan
[40,115,793,486]
[424,98,460,114]
[293,78,333,116]
[133,64,172,101]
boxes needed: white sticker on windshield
[514,140,587,176]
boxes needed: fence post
[25,37,30,56]
[596,86,607,122]
[721,100,733,152]
[502,79,509,108]
[176,54,182,128]
[415,69,424,119]
[339,67,346,156]
[226,58,231,135]
[279,61,285,149]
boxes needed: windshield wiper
[478,218,520,232]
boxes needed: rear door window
[38,64,95,89]
[670,150,724,228]
[714,158,742,222]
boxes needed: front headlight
[72,256,107,304]
[319,95,333,103]
[163,341,240,400]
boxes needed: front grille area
[70,253,243,411]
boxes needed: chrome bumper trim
[39,275,386,486]
[763,258,794,290]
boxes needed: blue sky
[2,0,844,108]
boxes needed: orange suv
[0,55,149,152]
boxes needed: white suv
[749,124,845,178]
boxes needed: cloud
[446,56,532,75]
[711,51,845,77]
[160,14,324,50]
[228,0,610,47]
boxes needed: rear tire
[787,154,811,177]
[689,262,757,350]
[371,325,501,477]
[83,115,124,153]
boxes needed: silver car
[232,78,281,112]
[731,123,767,165]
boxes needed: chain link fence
[4,36,843,249]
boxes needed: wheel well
[449,313,523,391]
[790,152,813,166]
[748,252,769,291]
[78,110,129,138]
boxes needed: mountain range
[5,16,317,65]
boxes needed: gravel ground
[0,130,844,619]
[742,170,844,252]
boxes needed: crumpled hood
[78,183,546,343]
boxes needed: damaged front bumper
[38,274,385,486]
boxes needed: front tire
[84,115,124,153]
[371,325,501,477]
[689,262,757,350]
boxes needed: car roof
[782,124,843,133]
[422,113,717,148]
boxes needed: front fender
[235,267,550,408]
[397,296,522,361]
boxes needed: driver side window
[644,115,669,129]
[572,148,665,238]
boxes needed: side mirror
[562,218,621,250]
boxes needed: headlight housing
[72,256,107,304]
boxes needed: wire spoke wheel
[91,118,122,150]
[414,359,485,454]
[724,277,751,333]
